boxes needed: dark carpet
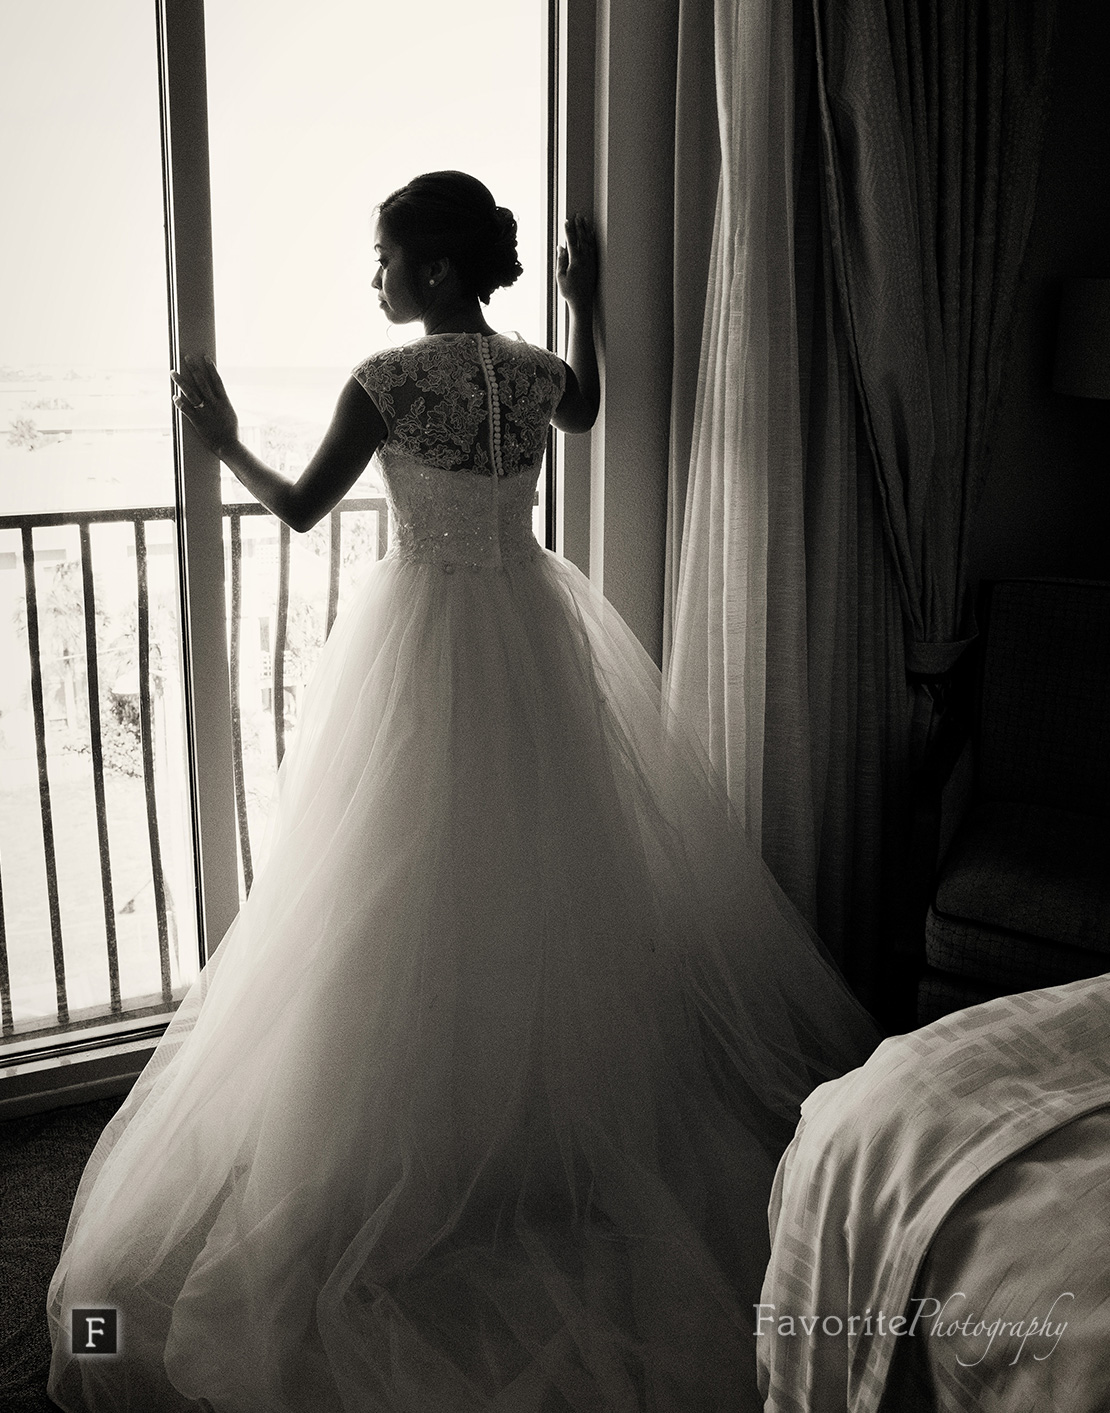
[0,1096,125,1413]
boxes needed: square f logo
[70,1308,118,1355]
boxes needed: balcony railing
[0,498,388,1050]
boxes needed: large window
[0,0,554,1096]
[203,1,551,888]
[0,2,199,1049]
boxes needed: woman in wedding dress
[46,171,878,1413]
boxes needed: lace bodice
[353,334,566,572]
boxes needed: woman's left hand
[171,355,238,459]
[556,214,598,314]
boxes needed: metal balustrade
[0,498,388,1048]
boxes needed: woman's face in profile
[371,221,424,325]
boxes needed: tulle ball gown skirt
[46,546,877,1413]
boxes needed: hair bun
[378,172,524,305]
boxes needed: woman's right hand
[556,214,598,313]
[171,354,239,460]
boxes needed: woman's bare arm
[553,215,600,434]
[172,356,386,533]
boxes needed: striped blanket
[757,975,1110,1412]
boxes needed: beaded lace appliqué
[351,335,566,572]
[352,334,564,478]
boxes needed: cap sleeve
[545,350,568,403]
[351,349,405,431]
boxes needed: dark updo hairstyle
[377,171,523,306]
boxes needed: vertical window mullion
[544,0,561,551]
[156,0,239,964]
[556,0,597,573]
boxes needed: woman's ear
[425,257,451,290]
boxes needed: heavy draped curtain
[812,0,1056,751]
[663,0,1054,1006]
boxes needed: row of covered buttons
[476,335,504,476]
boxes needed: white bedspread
[757,975,1110,1413]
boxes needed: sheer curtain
[664,0,1054,1006]
[664,0,912,1001]
[666,0,819,923]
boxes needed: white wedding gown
[46,332,878,1413]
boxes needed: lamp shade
[1053,278,1110,398]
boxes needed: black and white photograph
[0,1,1107,1410]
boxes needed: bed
[756,974,1110,1412]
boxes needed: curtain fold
[811,0,1056,693]
[663,0,721,675]
[794,10,911,987]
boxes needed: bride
[46,170,878,1413]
